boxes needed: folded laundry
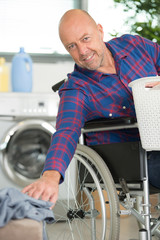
[0,187,54,240]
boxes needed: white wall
[32,61,74,93]
[7,60,74,93]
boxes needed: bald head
[59,9,97,43]
[59,9,94,25]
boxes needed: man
[22,9,160,206]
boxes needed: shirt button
[109,113,112,117]
[122,106,126,109]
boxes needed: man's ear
[97,24,104,40]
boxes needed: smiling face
[59,10,107,72]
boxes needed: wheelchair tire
[47,144,120,240]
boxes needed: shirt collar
[105,41,128,60]
[74,64,104,82]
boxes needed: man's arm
[22,86,89,206]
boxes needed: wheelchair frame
[48,117,160,240]
[50,80,160,240]
[81,118,154,240]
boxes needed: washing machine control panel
[0,92,59,117]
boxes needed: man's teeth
[85,54,93,60]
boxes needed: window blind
[0,0,78,54]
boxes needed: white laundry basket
[129,76,160,151]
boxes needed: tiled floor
[46,215,140,240]
[46,194,160,239]
[120,215,159,240]
[46,209,160,240]
[120,215,139,240]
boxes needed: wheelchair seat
[83,117,160,194]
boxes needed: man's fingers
[22,185,58,203]
[145,81,160,88]
[21,171,60,205]
[22,182,45,199]
[22,184,33,193]
[49,194,57,206]
[30,188,44,200]
[41,191,52,202]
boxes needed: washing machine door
[0,119,55,187]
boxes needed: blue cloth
[0,187,54,240]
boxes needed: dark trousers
[148,151,160,189]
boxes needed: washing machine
[0,92,59,189]
[0,92,77,220]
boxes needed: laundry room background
[5,60,74,93]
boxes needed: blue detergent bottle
[11,47,32,92]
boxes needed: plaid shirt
[43,34,160,181]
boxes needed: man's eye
[84,37,89,41]
[68,44,75,50]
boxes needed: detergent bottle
[11,47,32,92]
[0,57,9,92]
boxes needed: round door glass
[7,128,52,179]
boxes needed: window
[1,0,134,62]
[87,0,134,41]
[0,0,80,56]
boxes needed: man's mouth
[83,53,94,62]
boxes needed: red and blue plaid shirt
[43,34,160,181]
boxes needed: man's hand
[22,170,61,208]
[145,81,160,88]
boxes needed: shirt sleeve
[43,87,88,182]
[134,35,160,74]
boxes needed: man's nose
[77,43,87,55]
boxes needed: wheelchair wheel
[49,144,120,240]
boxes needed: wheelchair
[48,80,160,240]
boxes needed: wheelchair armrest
[83,117,137,132]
